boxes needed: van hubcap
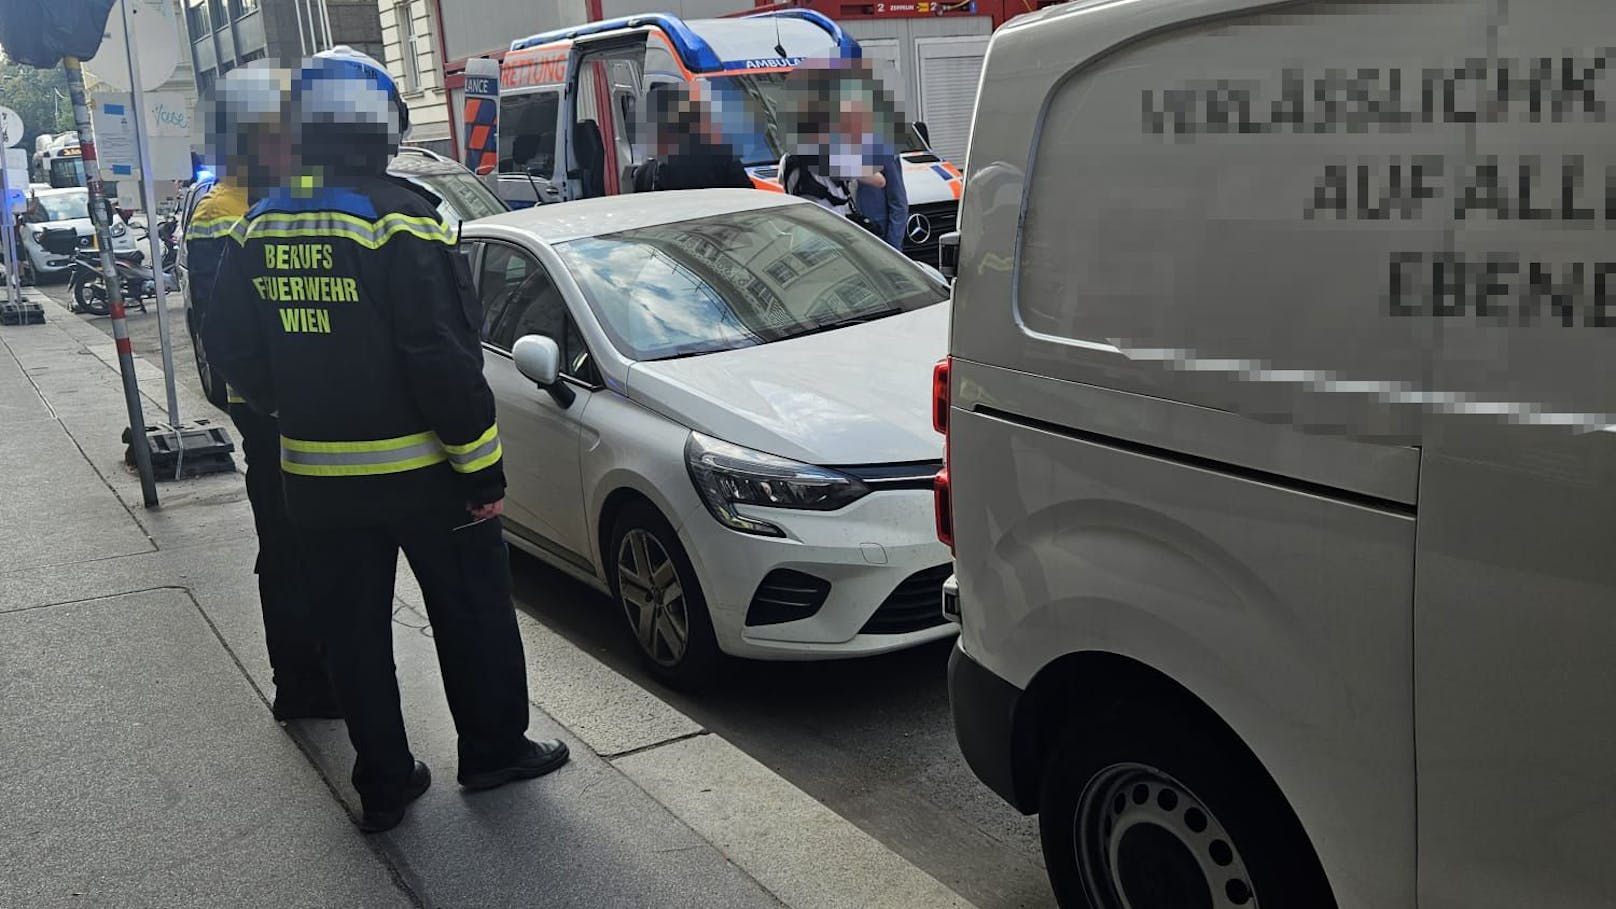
[1075,763,1258,909]
[616,529,689,667]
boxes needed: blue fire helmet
[293,46,411,173]
[295,45,410,136]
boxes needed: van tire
[1038,705,1337,909]
[608,501,722,691]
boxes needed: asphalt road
[37,277,1058,909]
[506,554,1057,909]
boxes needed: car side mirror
[513,334,576,407]
[939,231,960,280]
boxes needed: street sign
[92,98,137,178]
[3,149,27,212]
[0,107,22,148]
[91,94,191,183]
[87,0,182,91]
[463,58,500,176]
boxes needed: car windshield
[34,192,89,221]
[555,203,947,362]
[409,171,507,224]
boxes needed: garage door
[915,36,987,167]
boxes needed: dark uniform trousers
[297,513,531,801]
[229,401,329,694]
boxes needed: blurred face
[247,122,292,191]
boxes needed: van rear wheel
[1039,709,1336,909]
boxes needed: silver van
[941,1,1616,907]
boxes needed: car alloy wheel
[616,528,691,668]
[1074,762,1258,909]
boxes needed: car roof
[463,189,803,244]
[33,187,85,197]
[386,151,473,178]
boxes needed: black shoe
[271,687,343,721]
[358,761,432,834]
[457,739,571,791]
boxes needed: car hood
[626,302,949,466]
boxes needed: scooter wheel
[74,277,111,317]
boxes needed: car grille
[901,201,959,265]
[860,563,953,635]
[746,569,832,627]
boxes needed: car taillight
[933,356,954,550]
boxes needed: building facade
[376,0,452,154]
[181,0,384,97]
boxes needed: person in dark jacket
[637,86,753,192]
[188,63,339,721]
[205,46,568,834]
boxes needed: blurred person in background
[188,62,340,721]
[635,83,752,192]
[844,86,907,252]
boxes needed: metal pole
[62,56,159,508]
[1,156,20,307]
[118,0,181,431]
[292,0,309,56]
[319,0,334,51]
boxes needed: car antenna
[773,14,787,59]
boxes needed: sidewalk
[0,296,973,909]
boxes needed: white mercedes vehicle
[461,189,955,687]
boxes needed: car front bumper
[677,488,958,660]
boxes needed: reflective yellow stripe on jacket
[442,424,503,474]
[281,425,500,477]
[239,211,457,249]
[186,215,242,241]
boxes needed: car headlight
[111,221,127,237]
[685,432,871,537]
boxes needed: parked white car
[15,187,138,284]
[461,189,955,687]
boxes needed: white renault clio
[459,190,955,687]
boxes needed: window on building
[238,0,259,16]
[186,0,211,38]
[396,3,420,93]
[207,0,226,32]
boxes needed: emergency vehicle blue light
[511,14,720,71]
[509,10,849,71]
[196,167,215,183]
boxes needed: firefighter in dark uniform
[205,47,568,833]
[188,64,338,721]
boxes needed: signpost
[0,107,44,325]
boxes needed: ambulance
[487,10,964,263]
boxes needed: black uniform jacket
[206,174,505,528]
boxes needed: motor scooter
[61,218,178,317]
